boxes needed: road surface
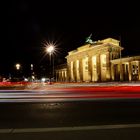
[0,85,140,139]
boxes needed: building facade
[56,38,140,82]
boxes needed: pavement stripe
[1,124,140,133]
[0,97,140,103]
[0,90,48,93]
[0,92,140,98]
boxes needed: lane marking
[1,124,140,133]
[0,90,49,93]
[0,98,140,103]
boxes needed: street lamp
[15,63,21,81]
[46,44,55,83]
[15,63,21,70]
[30,64,35,81]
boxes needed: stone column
[79,58,83,82]
[61,71,63,82]
[73,61,76,82]
[69,61,74,82]
[76,60,80,82]
[119,62,123,81]
[126,64,129,81]
[63,70,65,82]
[96,54,101,82]
[62,71,64,82]
[65,70,67,82]
[128,62,132,81]
[138,61,140,80]
[106,52,111,81]
[88,56,92,82]
[63,70,66,82]
[111,63,114,81]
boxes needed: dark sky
[1,0,140,76]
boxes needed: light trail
[0,87,140,103]
[0,85,140,102]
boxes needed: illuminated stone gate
[56,38,140,82]
[111,56,140,81]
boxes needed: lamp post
[46,44,55,84]
[15,63,21,81]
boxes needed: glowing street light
[15,63,21,70]
[46,44,55,83]
[46,45,54,54]
[15,63,21,81]
[31,64,33,71]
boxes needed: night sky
[1,0,140,77]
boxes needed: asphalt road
[0,85,140,139]
[1,100,140,139]
[1,126,140,140]
[1,100,140,128]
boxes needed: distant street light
[46,44,55,83]
[30,64,34,81]
[31,64,33,71]
[15,63,21,81]
[15,63,21,70]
